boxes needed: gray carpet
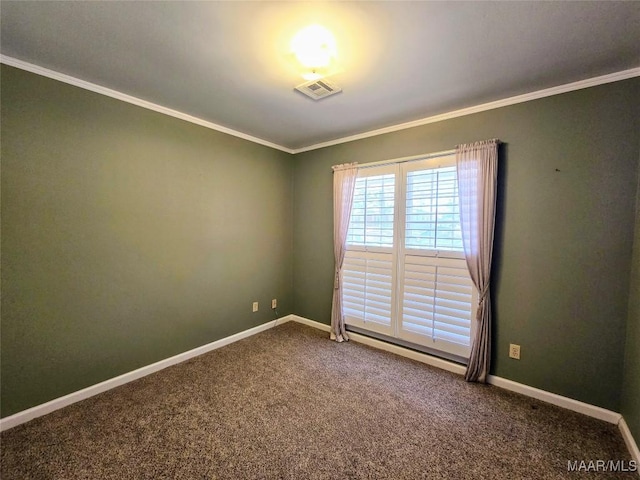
[1,322,635,479]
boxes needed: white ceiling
[1,1,639,151]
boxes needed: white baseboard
[486,375,621,424]
[619,417,640,464]
[289,315,331,332]
[0,315,293,432]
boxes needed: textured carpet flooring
[1,322,635,479]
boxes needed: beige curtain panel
[456,139,499,383]
[330,163,358,342]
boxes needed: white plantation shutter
[399,255,474,358]
[342,154,476,360]
[347,174,395,247]
[398,158,475,358]
[343,167,396,336]
[405,167,463,251]
[342,250,394,335]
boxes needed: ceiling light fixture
[290,24,337,81]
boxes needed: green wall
[2,63,640,421]
[1,65,294,417]
[622,165,640,441]
[292,78,640,411]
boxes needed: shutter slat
[402,323,434,336]
[434,324,470,339]
[403,305,434,317]
[403,285,435,296]
[433,312,471,330]
[364,313,392,325]
[436,298,472,314]
[403,295,435,306]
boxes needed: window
[343,165,397,337]
[342,155,477,359]
[347,172,395,247]
[405,166,463,251]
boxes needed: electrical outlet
[252,302,258,312]
[271,299,277,309]
[509,343,521,360]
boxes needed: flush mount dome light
[290,24,337,81]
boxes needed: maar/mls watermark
[567,460,637,473]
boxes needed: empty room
[1,1,639,478]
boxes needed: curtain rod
[332,149,455,172]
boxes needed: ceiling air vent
[295,78,342,101]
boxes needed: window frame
[399,155,466,260]
[346,164,398,253]
[343,164,399,336]
[342,153,477,359]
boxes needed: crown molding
[2,55,638,155]
[291,67,640,153]
[0,55,295,154]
